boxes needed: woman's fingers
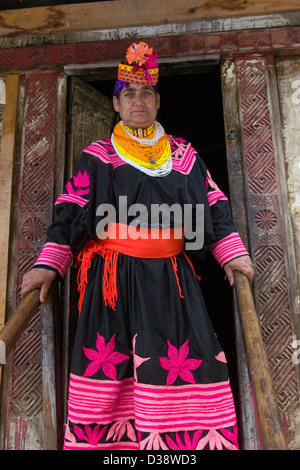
[21,268,57,302]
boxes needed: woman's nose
[133,94,143,105]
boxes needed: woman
[22,42,254,450]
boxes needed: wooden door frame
[0,24,299,449]
[221,52,300,449]
[221,56,260,449]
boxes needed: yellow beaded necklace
[112,121,171,169]
[123,122,155,139]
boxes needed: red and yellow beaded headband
[114,42,159,95]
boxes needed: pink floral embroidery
[140,432,169,450]
[83,333,130,380]
[159,339,202,386]
[132,334,150,382]
[169,136,188,159]
[215,351,227,363]
[73,424,107,445]
[166,430,204,450]
[66,170,89,196]
[106,419,136,442]
[196,429,238,450]
[207,170,220,191]
[64,422,76,443]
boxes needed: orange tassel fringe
[182,252,201,282]
[170,256,184,299]
[76,239,119,316]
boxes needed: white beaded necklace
[111,121,173,177]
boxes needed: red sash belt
[76,223,199,315]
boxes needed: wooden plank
[275,56,300,338]
[0,0,300,38]
[4,71,58,450]
[0,74,19,331]
[41,296,57,450]
[221,56,260,450]
[234,53,298,445]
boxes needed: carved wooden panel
[235,56,299,437]
[0,27,299,72]
[6,72,57,450]
[276,56,300,325]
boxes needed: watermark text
[96,197,205,250]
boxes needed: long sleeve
[168,135,249,267]
[34,152,93,277]
[205,169,249,267]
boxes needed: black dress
[35,133,248,450]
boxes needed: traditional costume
[34,42,249,450]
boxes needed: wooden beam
[0,0,299,38]
[0,74,19,331]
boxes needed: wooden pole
[0,289,40,361]
[234,270,288,450]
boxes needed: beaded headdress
[114,42,159,96]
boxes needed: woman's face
[113,83,160,130]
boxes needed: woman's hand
[21,268,57,304]
[224,255,254,287]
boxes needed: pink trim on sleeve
[34,242,73,277]
[55,193,89,207]
[209,232,249,267]
[207,190,228,207]
[206,170,228,207]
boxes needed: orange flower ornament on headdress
[126,42,153,66]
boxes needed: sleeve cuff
[209,232,249,267]
[34,242,73,278]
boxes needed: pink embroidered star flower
[131,334,150,382]
[215,351,227,363]
[159,339,202,386]
[83,333,130,380]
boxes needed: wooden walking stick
[234,270,288,450]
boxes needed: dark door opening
[158,70,238,400]
[78,65,239,418]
